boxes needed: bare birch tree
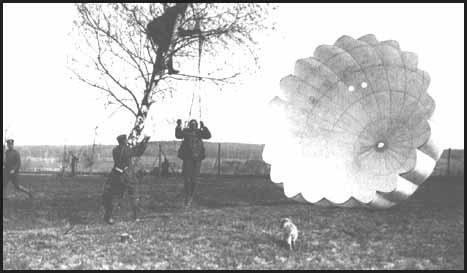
[69,3,275,151]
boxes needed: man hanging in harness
[146,3,203,75]
[102,134,150,224]
[176,119,211,207]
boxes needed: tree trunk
[127,4,188,147]
[127,3,189,179]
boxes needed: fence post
[446,148,451,176]
[89,143,96,175]
[158,143,162,177]
[217,143,221,177]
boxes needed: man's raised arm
[175,119,184,139]
[199,121,211,139]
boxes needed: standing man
[3,139,33,199]
[102,134,150,224]
[70,152,79,177]
[161,157,170,178]
[175,119,211,207]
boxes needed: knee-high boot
[102,191,114,223]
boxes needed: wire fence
[12,142,270,177]
[8,142,464,177]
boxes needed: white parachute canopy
[262,34,442,208]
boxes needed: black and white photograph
[3,2,464,270]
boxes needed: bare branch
[69,67,137,117]
[167,72,240,84]
[71,3,274,145]
[93,27,141,110]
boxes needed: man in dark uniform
[146,3,202,75]
[3,139,33,199]
[102,134,150,224]
[175,119,211,207]
[161,157,170,178]
[146,3,188,74]
[70,152,79,177]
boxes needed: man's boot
[103,210,114,225]
[132,206,139,221]
[188,181,195,206]
[184,194,190,208]
[130,196,140,221]
[187,196,193,207]
[167,58,179,74]
[102,194,115,225]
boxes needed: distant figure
[102,134,150,224]
[70,152,79,177]
[175,119,211,207]
[136,168,146,183]
[3,139,33,199]
[161,157,170,178]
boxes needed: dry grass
[3,174,464,269]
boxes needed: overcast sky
[3,3,464,149]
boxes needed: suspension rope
[187,87,196,123]
[186,16,204,125]
[197,20,203,122]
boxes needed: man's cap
[117,134,127,142]
[6,139,14,144]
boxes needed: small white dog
[280,218,298,250]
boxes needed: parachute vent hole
[375,141,386,151]
[361,82,368,88]
[348,85,355,92]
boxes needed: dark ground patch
[3,174,464,269]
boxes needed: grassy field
[3,174,464,270]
